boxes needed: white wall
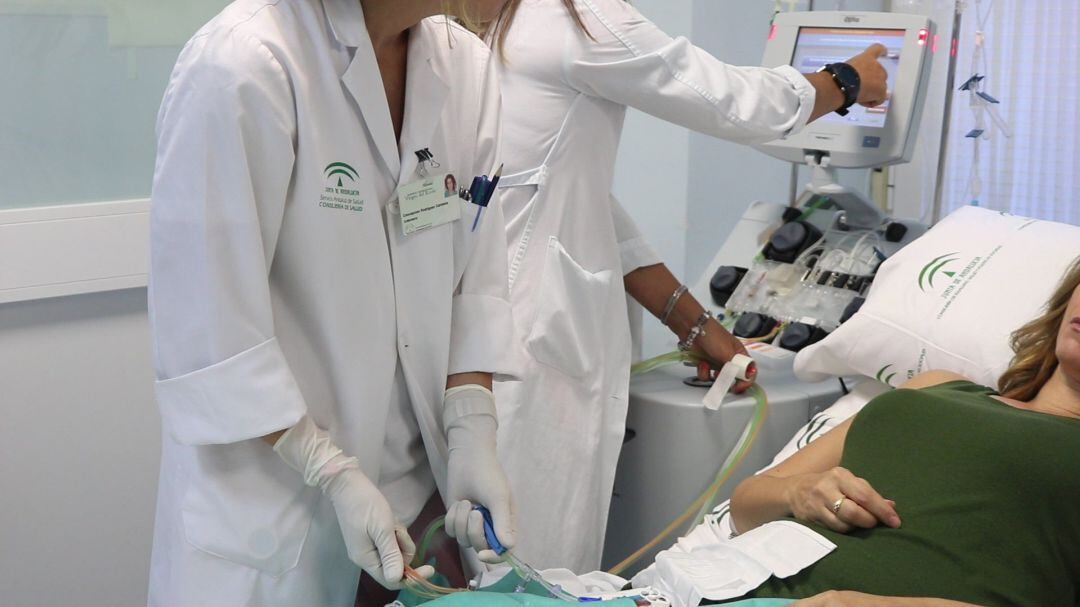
[611,0,694,356]
[0,5,225,210]
[0,288,158,607]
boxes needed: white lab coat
[147,1,515,605]
[493,0,815,572]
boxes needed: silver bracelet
[678,311,712,352]
[660,284,689,326]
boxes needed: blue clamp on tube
[472,505,507,556]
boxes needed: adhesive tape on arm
[703,354,755,411]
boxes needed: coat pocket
[181,440,319,577]
[524,236,614,379]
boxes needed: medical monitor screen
[791,27,904,128]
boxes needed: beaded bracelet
[678,311,713,352]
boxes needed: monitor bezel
[755,11,933,169]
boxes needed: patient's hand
[786,467,901,533]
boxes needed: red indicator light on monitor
[918,28,928,46]
[768,24,777,41]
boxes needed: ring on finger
[831,497,846,514]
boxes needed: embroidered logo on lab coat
[320,162,365,212]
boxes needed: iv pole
[929,0,965,222]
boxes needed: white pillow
[794,207,1080,387]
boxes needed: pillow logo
[919,246,1004,319]
[918,252,960,293]
[875,363,900,386]
[319,162,365,212]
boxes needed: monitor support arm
[804,152,887,230]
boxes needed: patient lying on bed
[719,257,1080,607]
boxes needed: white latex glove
[442,385,517,563]
[273,415,431,589]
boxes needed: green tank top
[741,381,1080,606]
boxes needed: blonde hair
[487,0,595,59]
[998,255,1080,401]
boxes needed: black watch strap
[821,62,860,116]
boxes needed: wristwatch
[820,62,860,116]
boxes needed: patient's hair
[998,255,1080,400]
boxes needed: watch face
[832,63,859,89]
[828,63,860,108]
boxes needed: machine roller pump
[733,312,778,339]
[709,265,748,307]
[762,220,823,264]
[778,322,829,352]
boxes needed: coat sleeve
[564,0,815,144]
[148,32,306,446]
[447,49,520,381]
[610,194,662,275]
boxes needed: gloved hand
[442,385,517,563]
[273,415,430,589]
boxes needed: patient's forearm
[794,590,986,606]
[729,473,796,533]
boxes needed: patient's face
[1057,283,1080,382]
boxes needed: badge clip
[414,148,441,177]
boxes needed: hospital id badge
[396,172,461,236]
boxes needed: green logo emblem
[324,162,359,187]
[320,162,364,213]
[918,252,960,292]
[875,364,899,385]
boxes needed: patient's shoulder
[900,370,971,390]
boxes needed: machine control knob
[763,221,823,264]
[709,265,748,307]
[840,296,866,324]
[779,322,828,352]
[733,312,776,339]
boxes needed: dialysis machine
[603,11,936,574]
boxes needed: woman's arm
[623,263,752,391]
[151,33,308,448]
[447,372,493,390]
[562,0,887,144]
[793,590,987,607]
[731,370,970,532]
[730,415,899,534]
